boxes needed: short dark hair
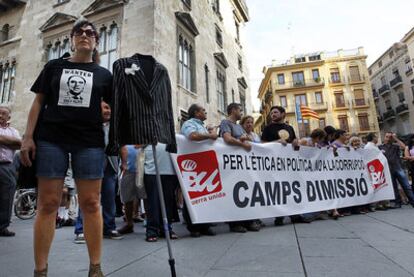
[334,129,347,140]
[324,125,336,135]
[188,104,201,119]
[270,106,285,114]
[70,18,99,43]
[310,128,326,140]
[227,103,241,115]
[366,133,376,142]
[70,18,100,63]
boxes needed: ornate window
[1,24,9,42]
[212,0,220,14]
[47,38,70,61]
[181,0,191,9]
[239,86,246,113]
[98,23,118,71]
[216,66,226,113]
[205,64,210,103]
[0,62,16,104]
[178,34,194,92]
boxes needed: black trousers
[0,163,16,230]
[144,174,179,237]
[182,201,211,233]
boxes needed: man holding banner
[219,103,260,233]
[261,106,297,146]
[180,104,217,237]
[261,106,301,225]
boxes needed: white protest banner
[171,135,395,224]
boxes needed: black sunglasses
[73,29,96,38]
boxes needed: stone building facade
[0,0,251,132]
[256,48,380,138]
[369,40,414,137]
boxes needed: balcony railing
[358,124,377,132]
[333,101,349,109]
[378,84,390,96]
[396,103,409,115]
[329,77,343,85]
[406,68,413,75]
[383,109,396,121]
[377,116,383,124]
[353,98,369,107]
[275,78,325,90]
[282,102,327,114]
[283,105,296,114]
[390,75,403,88]
[309,102,328,110]
[348,75,366,84]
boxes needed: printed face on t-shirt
[58,69,93,108]
[67,75,86,97]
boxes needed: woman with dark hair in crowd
[21,19,111,277]
[404,134,414,191]
[299,128,326,147]
[322,126,337,146]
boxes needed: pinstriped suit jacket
[108,54,177,154]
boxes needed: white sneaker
[74,233,86,244]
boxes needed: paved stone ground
[2,207,414,277]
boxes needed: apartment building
[369,32,414,136]
[257,47,380,138]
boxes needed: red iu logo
[367,159,387,190]
[177,150,223,200]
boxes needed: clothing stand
[151,144,177,277]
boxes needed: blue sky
[244,0,414,111]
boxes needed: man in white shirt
[0,105,21,236]
[364,132,388,211]
[364,133,379,150]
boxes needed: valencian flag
[300,105,320,119]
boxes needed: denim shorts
[36,140,105,179]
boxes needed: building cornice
[214,52,229,68]
[402,26,414,43]
[175,12,199,37]
[81,0,127,16]
[230,0,249,22]
[369,50,407,79]
[39,12,77,32]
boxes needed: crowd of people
[1,19,414,277]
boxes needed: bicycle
[14,188,79,220]
[14,188,37,220]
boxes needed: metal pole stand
[152,144,177,277]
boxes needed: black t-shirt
[30,57,112,148]
[261,122,296,143]
[378,143,402,171]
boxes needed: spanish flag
[300,105,320,119]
